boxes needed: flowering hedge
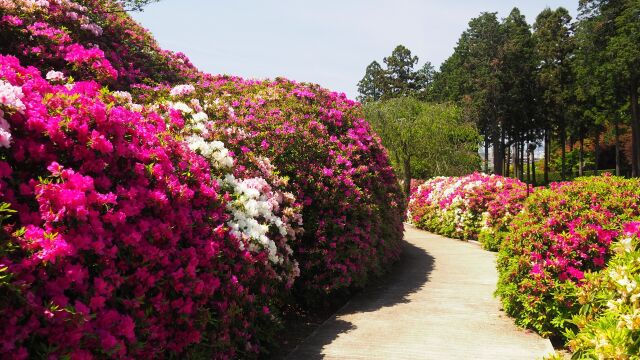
[136,78,406,303]
[0,0,406,357]
[0,0,197,86]
[496,175,640,339]
[0,55,307,359]
[408,173,528,250]
[563,221,640,358]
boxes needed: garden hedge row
[0,0,405,357]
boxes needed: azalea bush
[0,0,196,86]
[0,0,406,357]
[408,173,528,249]
[2,0,406,304]
[0,55,307,359]
[138,79,406,304]
[496,175,640,340]
[564,221,640,359]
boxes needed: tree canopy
[364,98,481,195]
[359,3,640,182]
[357,45,432,102]
[120,0,159,11]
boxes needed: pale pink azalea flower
[0,116,11,148]
[170,84,195,97]
[0,79,25,113]
[45,70,65,82]
[80,23,103,36]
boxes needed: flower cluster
[0,55,300,359]
[0,78,24,148]
[564,221,640,358]
[154,85,304,274]
[408,172,528,249]
[496,175,640,339]
[170,83,195,97]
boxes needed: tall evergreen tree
[533,7,575,181]
[448,12,505,174]
[576,0,640,176]
[499,8,538,180]
[357,45,433,102]
[383,45,420,98]
[414,61,436,100]
[357,61,386,103]
[429,51,468,103]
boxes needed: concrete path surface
[286,225,555,360]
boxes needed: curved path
[286,225,554,359]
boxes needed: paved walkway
[287,225,554,359]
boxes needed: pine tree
[357,61,386,103]
[533,7,575,181]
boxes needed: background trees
[120,0,159,11]
[360,1,640,182]
[533,7,575,182]
[364,99,481,196]
[575,0,640,176]
[357,45,432,102]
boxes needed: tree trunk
[516,141,520,179]
[544,129,550,184]
[594,129,600,176]
[631,88,640,177]
[484,138,489,173]
[501,128,506,176]
[579,133,584,177]
[492,127,503,176]
[505,143,511,178]
[532,145,537,185]
[526,143,531,183]
[403,156,411,198]
[520,141,525,181]
[513,142,517,178]
[512,141,517,179]
[560,129,566,181]
[615,118,621,176]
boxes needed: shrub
[0,55,302,359]
[139,78,407,304]
[408,172,528,249]
[0,0,196,86]
[564,221,640,358]
[496,175,640,339]
[0,0,406,356]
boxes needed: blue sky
[131,0,579,99]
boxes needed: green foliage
[534,7,575,130]
[429,10,540,175]
[575,0,640,175]
[357,61,386,102]
[363,98,480,194]
[357,45,433,102]
[551,148,596,174]
[500,8,538,143]
[478,229,508,252]
[120,0,159,11]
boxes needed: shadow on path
[284,238,434,359]
[341,239,435,314]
